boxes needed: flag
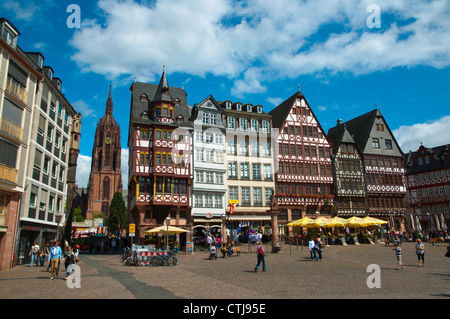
[230,204,234,215]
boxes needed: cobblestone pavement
[0,242,449,299]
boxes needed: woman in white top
[415,239,425,267]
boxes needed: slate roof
[327,122,358,155]
[129,76,193,129]
[405,144,450,174]
[268,91,303,129]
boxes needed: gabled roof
[268,91,303,129]
[327,123,358,155]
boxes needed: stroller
[208,245,218,260]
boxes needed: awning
[193,219,223,223]
[226,215,271,221]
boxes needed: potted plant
[337,233,347,246]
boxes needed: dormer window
[48,69,53,80]
[246,104,252,112]
[236,103,242,111]
[177,115,184,124]
[1,21,18,48]
[226,102,231,109]
[174,98,180,106]
[37,55,44,69]
[140,94,148,101]
[257,106,262,114]
[141,111,148,119]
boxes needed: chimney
[337,119,343,125]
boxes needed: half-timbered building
[405,144,450,232]
[269,90,334,235]
[127,71,193,245]
[343,108,407,230]
[191,95,226,238]
[327,120,366,216]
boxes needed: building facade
[0,18,80,268]
[221,100,275,242]
[269,91,334,236]
[191,96,226,238]
[327,120,366,216]
[127,72,193,246]
[405,144,449,232]
[86,87,122,220]
[342,109,407,230]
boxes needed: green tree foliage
[72,207,84,222]
[106,192,127,234]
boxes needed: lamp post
[166,216,170,250]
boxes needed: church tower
[86,86,123,219]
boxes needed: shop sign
[186,242,193,252]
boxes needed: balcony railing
[0,163,18,184]
[5,76,28,104]
[0,117,23,141]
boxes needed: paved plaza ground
[0,241,449,301]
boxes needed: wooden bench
[220,246,241,257]
[430,238,438,245]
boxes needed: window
[57,104,62,118]
[372,138,380,149]
[241,187,250,206]
[239,118,247,131]
[228,117,235,129]
[236,103,242,111]
[240,140,249,156]
[48,194,55,212]
[247,104,252,112]
[103,177,110,200]
[385,139,393,150]
[229,187,238,201]
[251,141,259,156]
[228,139,237,155]
[251,119,258,132]
[228,162,237,178]
[263,164,272,180]
[262,121,270,134]
[265,188,273,206]
[240,163,249,179]
[262,142,271,157]
[140,129,149,139]
[29,187,37,208]
[47,124,54,142]
[59,166,65,182]
[51,162,58,179]
[252,163,261,180]
[202,113,209,124]
[254,188,262,206]
[55,132,61,148]
[210,114,216,125]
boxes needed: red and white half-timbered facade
[269,91,334,231]
[127,71,193,245]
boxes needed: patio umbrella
[144,225,190,234]
[300,217,332,228]
[360,216,389,227]
[342,216,366,227]
[327,216,347,227]
[286,217,313,227]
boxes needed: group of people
[29,240,79,280]
[393,238,426,270]
[308,237,324,261]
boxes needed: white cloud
[69,0,450,96]
[75,154,92,188]
[266,97,283,107]
[393,115,450,153]
[72,100,98,118]
[75,149,129,190]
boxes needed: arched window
[102,202,109,217]
[103,177,110,200]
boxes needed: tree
[106,192,127,235]
[72,207,84,222]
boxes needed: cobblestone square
[0,242,449,300]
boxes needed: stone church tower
[86,86,123,219]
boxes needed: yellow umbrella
[144,225,190,234]
[327,216,347,227]
[342,216,366,227]
[300,217,332,228]
[286,217,313,227]
[360,216,388,227]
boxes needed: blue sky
[2,0,449,188]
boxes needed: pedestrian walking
[62,246,77,280]
[415,239,425,267]
[393,243,404,269]
[48,241,62,279]
[254,241,266,272]
[309,237,318,261]
[38,245,46,267]
[316,237,323,261]
[29,242,39,267]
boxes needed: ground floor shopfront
[14,220,59,265]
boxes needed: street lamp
[165,216,170,250]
